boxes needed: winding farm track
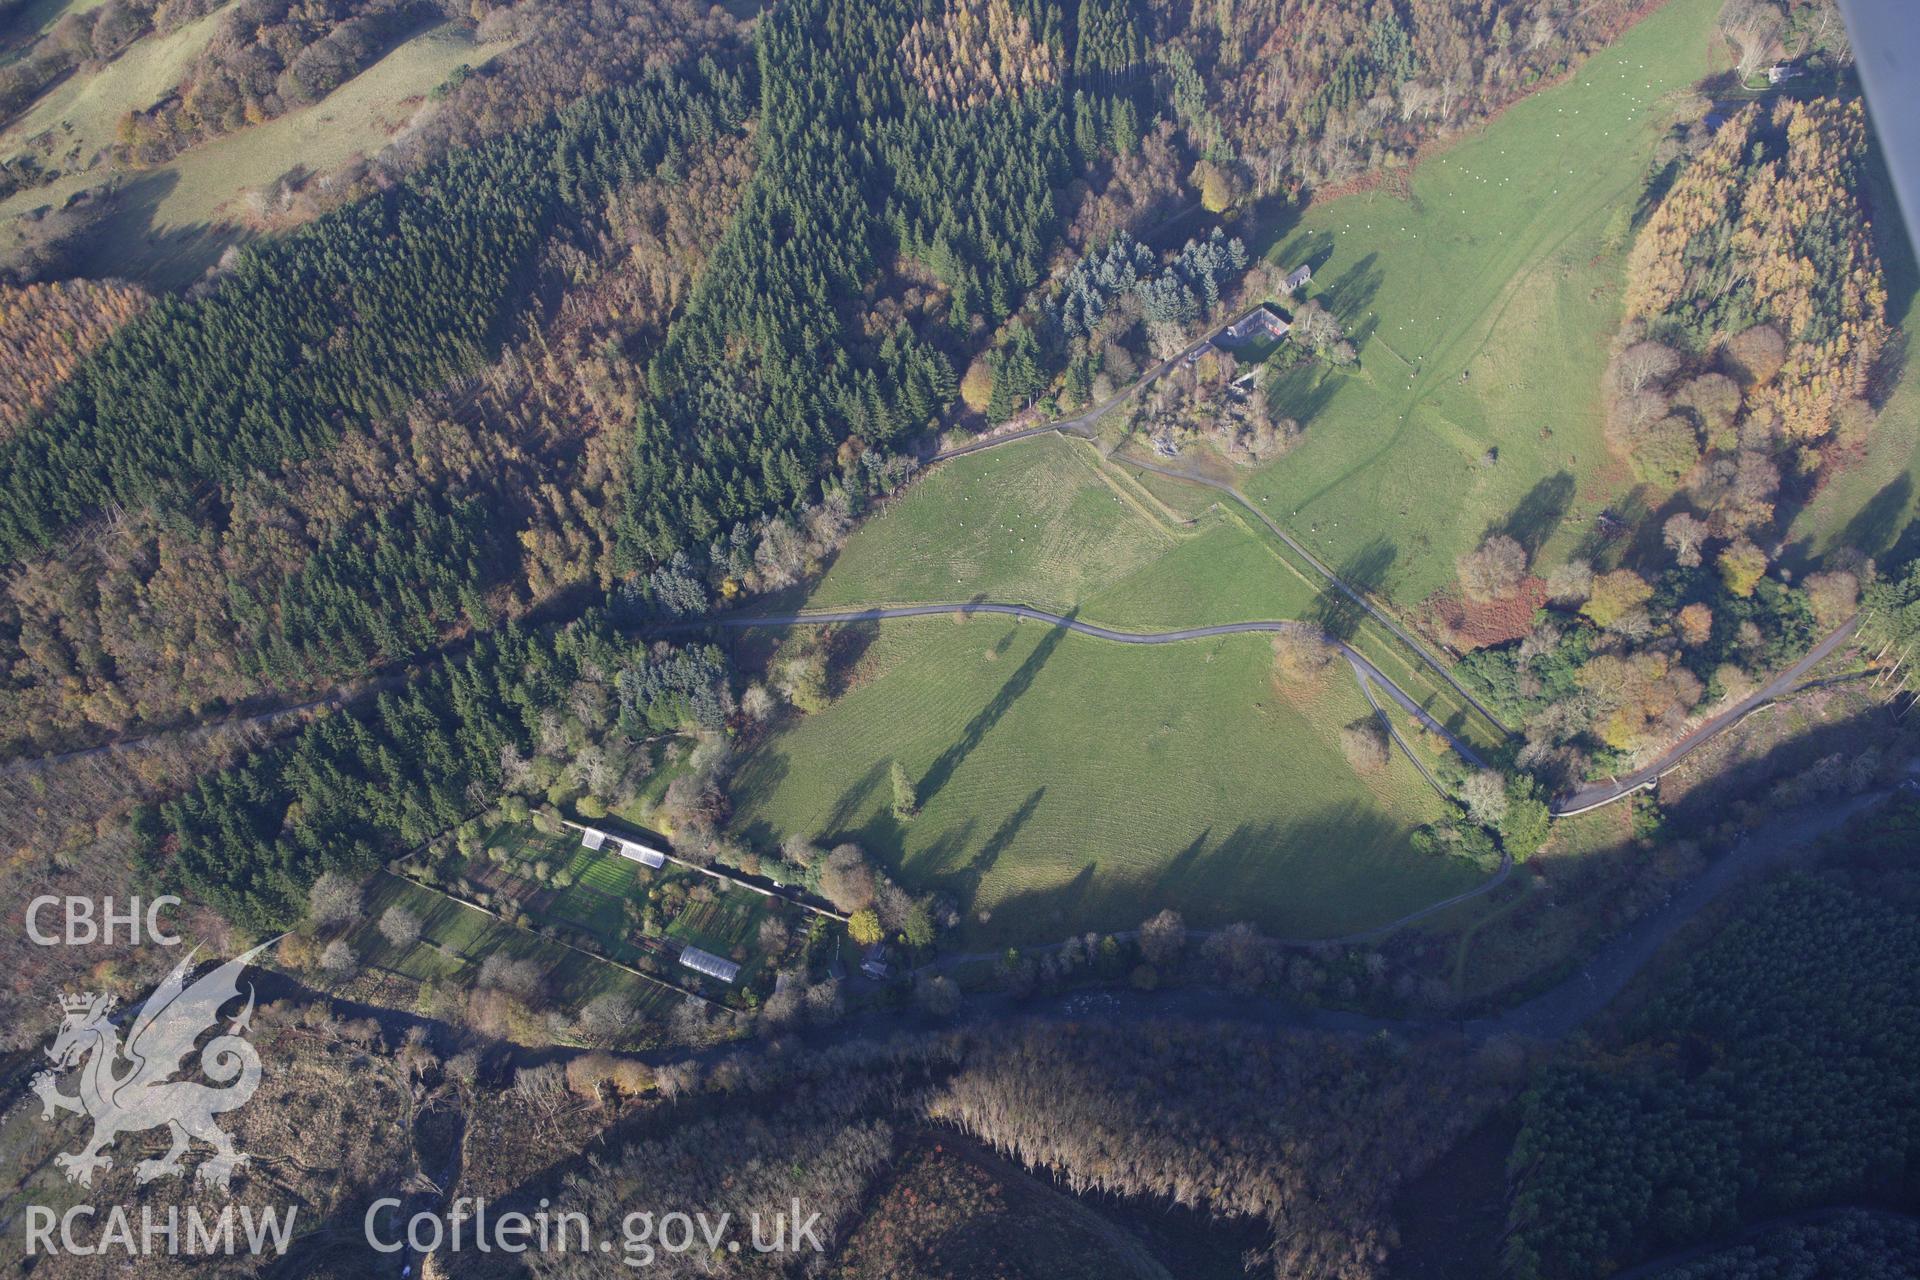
[701,601,1489,772]
[905,311,1865,815]
[1553,612,1864,814]
[921,314,1520,745]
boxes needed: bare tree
[308,871,363,928]
[1720,0,1785,81]
[319,938,357,975]
[1139,909,1187,967]
[378,906,420,949]
[1457,534,1529,602]
[1545,559,1594,606]
[1459,771,1509,825]
[1341,719,1392,773]
[1663,511,1710,568]
[1612,340,1681,395]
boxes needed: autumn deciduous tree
[1578,651,1704,751]
[959,356,995,413]
[0,280,148,439]
[847,908,884,946]
[818,845,878,914]
[1676,603,1715,647]
[1272,627,1337,680]
[1717,538,1770,598]
[1581,569,1654,631]
[1340,718,1391,772]
[1803,569,1859,627]
[1457,534,1529,603]
[1138,908,1186,967]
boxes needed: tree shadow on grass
[823,758,891,836]
[1488,471,1576,557]
[60,168,252,291]
[1272,227,1335,278]
[1573,483,1655,570]
[1318,252,1384,328]
[938,787,1045,906]
[825,620,880,696]
[978,863,1100,943]
[1838,475,1914,561]
[1151,826,1211,895]
[1312,539,1397,643]
[989,802,1424,944]
[1264,356,1340,428]
[917,611,1075,806]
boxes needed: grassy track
[1244,0,1725,604]
[728,616,1469,945]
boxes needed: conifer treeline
[0,58,749,561]
[139,616,730,933]
[615,0,1135,562]
[0,279,148,437]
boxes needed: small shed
[679,946,740,984]
[615,839,666,869]
[1767,62,1804,84]
[1284,263,1312,293]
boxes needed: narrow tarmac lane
[698,601,1490,770]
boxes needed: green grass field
[798,433,1502,749]
[812,434,1320,626]
[1235,0,1726,605]
[1,2,233,166]
[728,615,1469,944]
[722,2,1749,945]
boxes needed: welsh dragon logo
[32,942,270,1192]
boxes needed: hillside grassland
[1238,0,1726,606]
[727,616,1468,944]
[0,2,233,169]
[797,433,1502,749]
[810,433,1323,627]
[1,21,512,287]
